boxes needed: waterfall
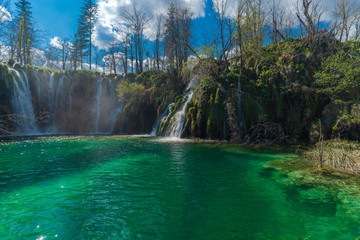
[46,72,55,132]
[50,74,65,132]
[158,77,197,139]
[35,70,41,111]
[48,72,54,112]
[55,75,64,112]
[68,78,74,122]
[169,92,193,138]
[110,103,124,133]
[47,72,62,133]
[95,78,103,133]
[109,81,124,133]
[237,78,244,128]
[223,112,226,140]
[150,103,174,136]
[10,69,39,134]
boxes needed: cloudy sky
[16,0,209,49]
[6,0,338,50]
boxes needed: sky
[8,0,214,49]
[2,0,344,66]
[6,0,338,49]
[23,0,83,39]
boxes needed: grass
[304,140,360,174]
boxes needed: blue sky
[7,0,341,53]
[10,0,218,49]
[16,0,82,39]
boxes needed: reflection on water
[0,136,359,239]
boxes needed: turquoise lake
[0,136,359,239]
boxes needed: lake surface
[0,136,359,240]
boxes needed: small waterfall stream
[10,69,39,134]
[169,92,193,138]
[237,78,244,129]
[109,81,124,133]
[150,103,174,136]
[48,72,55,113]
[95,78,103,133]
[157,78,197,139]
[55,75,64,111]
[68,78,74,122]
[35,70,41,111]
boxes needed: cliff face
[0,63,123,135]
[157,39,360,143]
[1,38,360,142]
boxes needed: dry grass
[305,140,360,174]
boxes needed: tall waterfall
[95,78,103,133]
[150,103,174,136]
[47,73,63,133]
[10,69,39,134]
[68,78,74,122]
[55,75,65,112]
[169,92,193,138]
[157,78,197,138]
[2,65,125,136]
[109,81,124,133]
[48,72,55,113]
[237,78,244,129]
[35,70,41,111]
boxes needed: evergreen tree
[164,2,176,70]
[77,0,98,70]
[14,0,34,65]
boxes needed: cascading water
[10,69,39,134]
[109,80,124,133]
[150,103,174,136]
[3,66,125,135]
[169,92,194,138]
[48,72,54,112]
[35,70,41,110]
[46,72,62,133]
[50,74,65,132]
[158,77,198,139]
[237,78,244,129]
[95,78,103,133]
[68,78,74,122]
[55,75,64,111]
[110,103,124,133]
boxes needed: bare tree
[44,45,61,69]
[104,43,120,74]
[56,37,72,70]
[354,14,360,40]
[154,14,163,71]
[295,0,325,37]
[213,0,236,62]
[270,0,296,43]
[333,0,360,41]
[164,0,193,73]
[121,1,151,74]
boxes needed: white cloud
[94,0,206,49]
[0,6,11,22]
[50,36,63,49]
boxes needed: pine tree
[77,0,98,70]
[14,0,34,65]
[164,2,176,70]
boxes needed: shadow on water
[0,135,152,195]
[280,182,338,218]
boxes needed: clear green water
[0,136,359,240]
